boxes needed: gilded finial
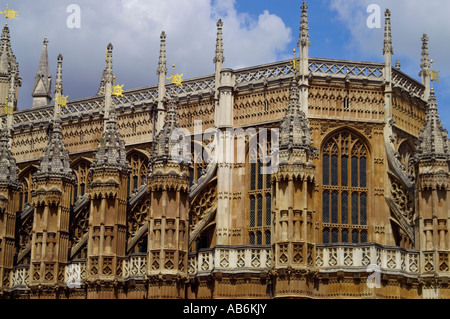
[290,48,300,75]
[429,59,440,85]
[2,96,13,116]
[0,4,19,20]
[167,63,183,87]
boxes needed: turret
[86,43,130,298]
[412,89,450,288]
[29,54,76,297]
[31,38,52,108]
[147,97,191,298]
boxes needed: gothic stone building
[0,3,448,299]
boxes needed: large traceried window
[127,153,149,197]
[18,167,37,212]
[321,131,369,244]
[248,132,272,246]
[72,161,91,203]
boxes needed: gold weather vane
[429,59,440,85]
[290,49,300,74]
[109,77,124,97]
[167,64,183,86]
[53,85,69,113]
[110,84,124,97]
[0,4,19,20]
[1,97,13,116]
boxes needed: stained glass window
[341,192,348,224]
[361,230,368,243]
[266,194,271,226]
[331,155,338,186]
[250,232,255,245]
[351,157,358,187]
[341,155,348,186]
[250,196,255,228]
[265,231,271,245]
[266,159,272,189]
[360,193,367,225]
[360,157,367,188]
[342,229,349,243]
[257,195,263,227]
[323,228,330,244]
[331,191,338,224]
[321,131,369,244]
[352,193,359,225]
[257,161,264,190]
[323,155,329,185]
[323,191,330,223]
[332,228,339,243]
[257,232,262,245]
[250,163,257,191]
[248,134,272,246]
[352,230,359,244]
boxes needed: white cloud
[10,0,291,109]
[329,0,450,129]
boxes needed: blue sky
[6,0,450,131]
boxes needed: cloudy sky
[6,0,450,130]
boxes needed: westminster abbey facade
[0,2,448,299]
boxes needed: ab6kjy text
[183,303,267,316]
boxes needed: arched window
[127,153,149,197]
[18,167,37,212]
[189,142,209,187]
[248,131,272,246]
[72,161,91,203]
[398,141,415,179]
[321,131,369,244]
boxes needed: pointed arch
[397,139,416,178]
[71,158,93,203]
[246,127,273,246]
[127,149,149,197]
[18,165,39,212]
[320,129,370,244]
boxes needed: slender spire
[419,34,431,100]
[32,37,52,108]
[5,67,16,131]
[414,89,450,162]
[156,32,168,134]
[54,53,63,95]
[383,9,393,55]
[157,31,167,76]
[92,43,128,173]
[213,19,225,64]
[1,24,9,44]
[213,19,225,125]
[298,1,311,48]
[0,37,9,75]
[103,43,114,120]
[420,34,431,78]
[297,1,311,116]
[97,43,113,96]
[0,24,12,66]
[53,54,64,123]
